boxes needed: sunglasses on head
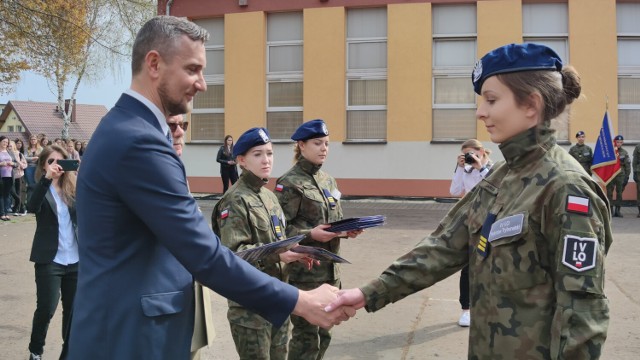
[167,121,189,132]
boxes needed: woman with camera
[26,145,78,360]
[449,139,491,327]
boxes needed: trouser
[10,177,23,212]
[25,166,37,205]
[459,265,470,310]
[228,316,289,360]
[288,279,340,360]
[636,181,640,206]
[606,176,625,206]
[29,262,78,356]
[1,177,12,216]
[220,166,238,194]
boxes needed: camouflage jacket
[568,143,593,174]
[213,170,288,327]
[275,157,343,283]
[615,146,631,181]
[361,128,612,359]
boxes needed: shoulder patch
[220,209,229,219]
[275,184,284,192]
[566,195,590,215]
[562,235,597,272]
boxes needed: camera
[464,151,476,165]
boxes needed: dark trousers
[25,166,36,205]
[1,177,12,216]
[29,262,78,356]
[459,265,469,310]
[220,166,238,194]
[10,177,24,212]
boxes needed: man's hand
[324,288,366,312]
[292,284,356,329]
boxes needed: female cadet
[274,119,361,360]
[326,43,612,359]
[212,127,336,360]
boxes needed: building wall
[169,0,638,200]
[0,109,23,132]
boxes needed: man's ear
[145,50,161,80]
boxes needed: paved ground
[1,198,639,359]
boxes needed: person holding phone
[26,144,78,360]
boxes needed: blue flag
[591,111,621,185]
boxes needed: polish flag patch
[566,195,590,215]
[275,184,284,192]
[220,209,229,219]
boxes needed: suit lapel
[45,188,58,218]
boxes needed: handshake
[293,285,367,329]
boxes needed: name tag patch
[562,235,597,272]
[488,213,524,242]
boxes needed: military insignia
[258,129,269,143]
[562,235,597,272]
[488,213,524,242]
[473,59,483,83]
[275,184,284,192]
[322,188,336,209]
[220,209,229,219]
[566,195,590,215]
[321,123,329,135]
[271,215,284,239]
[476,212,497,258]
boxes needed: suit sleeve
[116,135,297,327]
[27,177,52,214]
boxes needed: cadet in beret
[327,43,612,359]
[211,127,338,360]
[607,135,631,217]
[569,131,593,175]
[274,119,362,360]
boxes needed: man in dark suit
[68,16,351,359]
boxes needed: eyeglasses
[167,121,189,132]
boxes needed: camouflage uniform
[212,170,290,360]
[634,144,640,216]
[568,143,593,175]
[605,146,630,211]
[275,157,343,360]
[360,128,612,359]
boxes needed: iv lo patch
[562,235,597,272]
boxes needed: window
[523,3,569,141]
[432,4,476,140]
[7,125,14,132]
[346,7,387,141]
[267,12,303,140]
[617,3,640,140]
[16,125,22,132]
[192,18,225,142]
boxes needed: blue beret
[472,43,563,95]
[614,135,624,141]
[291,119,329,141]
[233,127,270,157]
[576,131,585,137]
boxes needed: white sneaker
[29,353,42,360]
[458,310,470,327]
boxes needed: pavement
[1,199,639,359]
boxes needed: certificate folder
[235,234,306,263]
[326,215,386,233]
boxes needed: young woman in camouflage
[212,127,335,360]
[274,119,362,360]
[327,43,612,359]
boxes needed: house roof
[0,100,107,141]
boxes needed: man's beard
[158,80,190,116]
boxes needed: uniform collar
[499,127,555,169]
[297,157,322,175]
[239,169,268,192]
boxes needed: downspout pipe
[166,0,174,15]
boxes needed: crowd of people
[5,14,625,360]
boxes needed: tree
[0,0,156,139]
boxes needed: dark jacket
[27,176,77,263]
[216,146,236,170]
